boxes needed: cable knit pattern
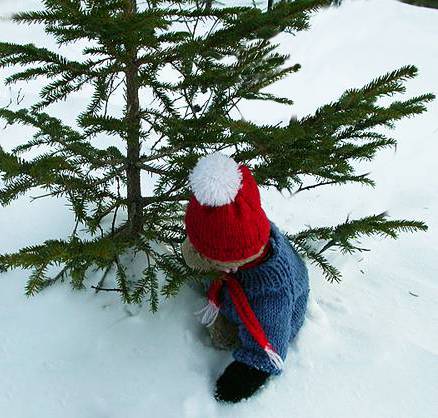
[220,222,309,375]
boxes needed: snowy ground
[0,1,437,417]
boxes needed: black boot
[215,361,270,403]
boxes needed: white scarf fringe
[194,301,220,327]
[265,346,284,370]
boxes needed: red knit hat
[184,153,270,263]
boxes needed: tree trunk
[268,0,274,10]
[125,0,143,236]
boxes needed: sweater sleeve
[233,289,293,375]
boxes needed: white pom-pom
[189,153,242,207]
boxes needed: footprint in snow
[316,296,349,314]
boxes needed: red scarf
[196,243,284,370]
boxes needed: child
[182,153,309,403]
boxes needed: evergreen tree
[0,0,434,310]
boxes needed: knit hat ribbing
[184,153,270,263]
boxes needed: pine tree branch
[294,173,373,194]
[91,286,122,292]
[137,163,168,175]
[142,193,189,207]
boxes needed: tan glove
[208,313,240,351]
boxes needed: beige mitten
[208,313,240,351]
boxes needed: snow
[1,1,437,417]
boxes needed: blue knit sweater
[220,222,310,375]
